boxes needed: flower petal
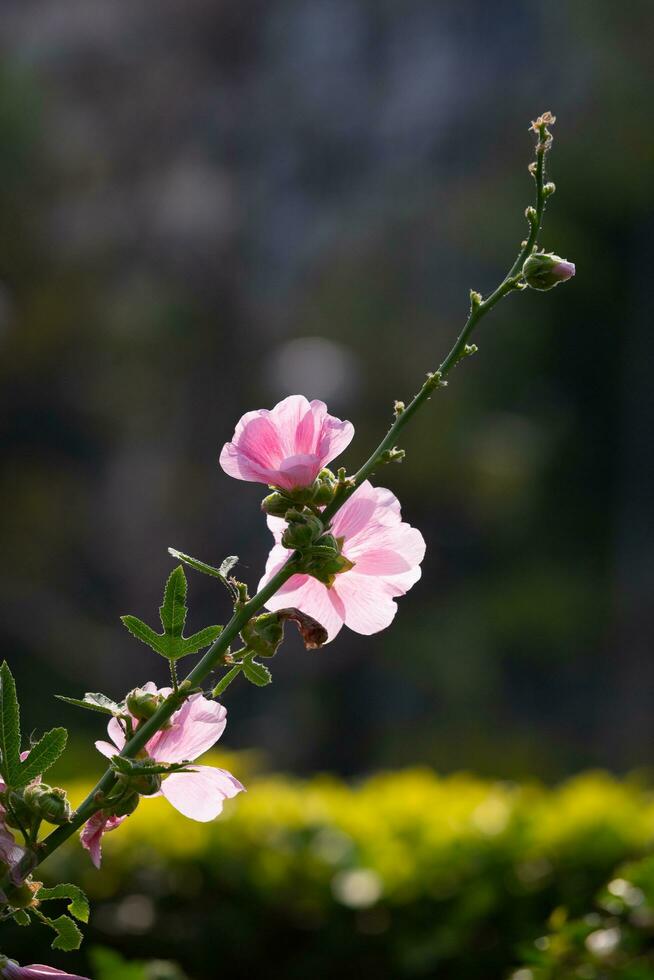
[160,766,244,821]
[264,574,346,642]
[148,694,227,763]
[332,573,400,635]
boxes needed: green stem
[3,117,553,888]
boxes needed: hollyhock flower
[259,480,426,641]
[0,960,90,979]
[219,394,354,491]
[82,685,244,867]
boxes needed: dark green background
[0,1,653,973]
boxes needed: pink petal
[264,574,346,642]
[80,812,126,869]
[3,964,92,979]
[332,573,400,635]
[95,739,119,760]
[317,413,355,465]
[160,766,244,821]
[268,395,315,456]
[147,694,227,763]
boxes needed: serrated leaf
[16,727,67,786]
[13,909,30,926]
[122,567,222,661]
[120,616,167,655]
[242,657,272,687]
[56,692,124,716]
[0,661,22,786]
[180,625,223,656]
[48,913,83,951]
[36,883,89,923]
[160,566,188,637]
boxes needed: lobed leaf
[120,615,166,655]
[122,567,223,661]
[36,883,90,923]
[48,913,84,951]
[0,661,22,786]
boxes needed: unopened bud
[23,784,72,825]
[106,789,141,817]
[281,509,324,551]
[543,181,556,197]
[261,492,292,517]
[1,790,33,831]
[241,612,284,658]
[3,879,39,909]
[522,252,575,290]
[126,687,163,721]
[311,469,337,507]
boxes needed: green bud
[126,687,164,721]
[241,612,284,658]
[115,758,163,797]
[522,251,575,290]
[23,783,72,825]
[4,880,38,909]
[105,789,141,817]
[1,789,33,830]
[261,492,292,517]
[311,469,337,506]
[281,509,324,551]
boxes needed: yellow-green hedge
[28,762,654,979]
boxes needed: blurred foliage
[0,0,652,786]
[3,758,654,978]
[513,855,654,979]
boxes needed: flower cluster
[220,396,425,640]
[81,684,243,868]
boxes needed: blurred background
[0,1,653,977]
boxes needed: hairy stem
[5,117,553,886]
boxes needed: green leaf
[160,566,188,637]
[180,625,223,656]
[120,616,166,655]
[36,883,89,923]
[56,692,124,716]
[242,657,272,687]
[13,909,30,926]
[49,913,83,951]
[168,547,238,583]
[121,567,223,661]
[0,661,22,786]
[17,727,67,786]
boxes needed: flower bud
[23,784,72,825]
[3,879,39,909]
[126,687,164,721]
[261,492,292,517]
[281,509,324,551]
[105,789,141,817]
[241,612,284,658]
[0,790,33,831]
[522,251,575,290]
[311,469,337,506]
[115,758,162,797]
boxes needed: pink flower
[82,685,244,866]
[1,960,90,979]
[79,812,126,870]
[259,480,426,641]
[219,395,354,491]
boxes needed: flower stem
[3,115,554,887]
